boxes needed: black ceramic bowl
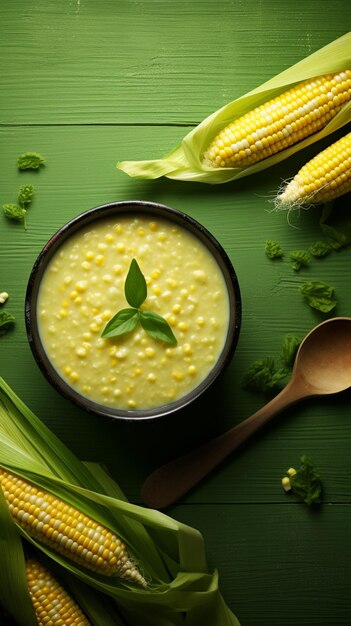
[25,201,241,422]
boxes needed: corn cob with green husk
[203,71,351,168]
[0,468,146,587]
[26,558,91,626]
[117,33,351,184]
[276,132,351,207]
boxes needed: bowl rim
[25,200,241,422]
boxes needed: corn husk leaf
[118,32,351,184]
[0,377,240,626]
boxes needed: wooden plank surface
[0,0,349,125]
[177,503,351,626]
[1,2,351,625]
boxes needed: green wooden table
[1,2,350,624]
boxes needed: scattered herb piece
[0,311,16,336]
[265,240,284,260]
[289,250,310,271]
[300,280,337,313]
[242,356,287,392]
[18,184,34,208]
[101,259,177,346]
[17,152,45,171]
[281,335,301,367]
[282,456,323,505]
[309,240,331,258]
[2,203,27,228]
[3,184,34,230]
[243,334,302,394]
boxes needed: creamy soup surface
[37,215,230,410]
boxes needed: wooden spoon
[141,317,351,509]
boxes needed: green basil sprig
[101,259,177,346]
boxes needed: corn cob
[26,558,91,626]
[204,70,351,168]
[276,132,351,207]
[0,469,146,587]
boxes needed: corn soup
[37,215,230,410]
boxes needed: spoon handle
[141,377,308,509]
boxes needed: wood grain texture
[0,0,349,124]
[1,2,351,624]
[176,503,351,626]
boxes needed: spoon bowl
[293,317,351,394]
[141,317,351,509]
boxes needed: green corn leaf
[118,33,351,184]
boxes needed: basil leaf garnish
[101,307,139,338]
[101,259,177,345]
[140,310,177,345]
[124,259,147,308]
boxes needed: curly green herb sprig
[281,456,323,505]
[101,259,177,346]
[243,334,301,393]
[2,184,34,230]
[17,152,45,171]
[264,240,284,260]
[0,311,16,337]
[300,280,337,313]
[290,250,310,271]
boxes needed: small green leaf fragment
[287,455,323,505]
[124,259,147,308]
[2,204,26,222]
[319,202,351,250]
[140,310,177,345]
[300,281,337,313]
[281,335,301,367]
[100,308,139,338]
[309,240,331,258]
[18,184,34,207]
[265,240,284,260]
[242,357,287,393]
[0,311,16,337]
[290,250,310,271]
[17,152,45,170]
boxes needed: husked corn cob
[204,70,351,168]
[277,132,351,207]
[26,558,91,626]
[0,469,146,587]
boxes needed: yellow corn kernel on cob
[26,558,91,626]
[0,468,146,587]
[204,70,351,168]
[276,132,351,207]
